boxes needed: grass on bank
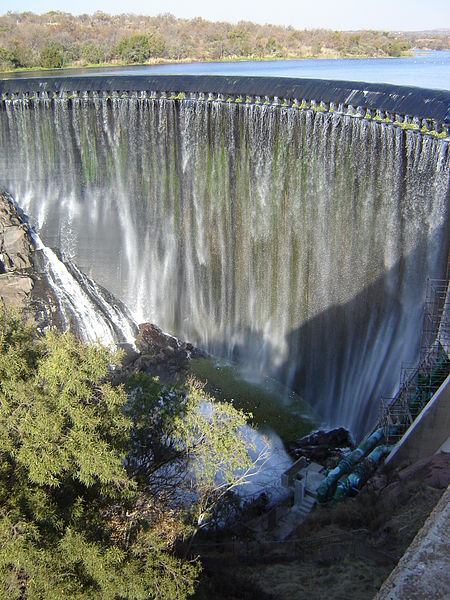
[0,51,415,76]
[187,357,318,445]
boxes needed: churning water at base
[1,95,448,436]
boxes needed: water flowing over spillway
[4,192,138,346]
[0,80,448,436]
[39,244,138,347]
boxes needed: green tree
[116,33,165,64]
[81,42,105,65]
[126,374,262,536]
[226,28,251,57]
[40,43,64,68]
[265,37,282,57]
[0,309,198,599]
[0,46,14,70]
[147,32,166,58]
[387,41,403,57]
[9,42,34,68]
[0,309,258,598]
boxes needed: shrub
[116,33,166,63]
[40,43,64,68]
[81,42,105,64]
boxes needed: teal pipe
[332,445,392,502]
[316,428,385,505]
[317,354,449,506]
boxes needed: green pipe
[316,427,385,505]
[319,355,449,505]
[332,445,392,502]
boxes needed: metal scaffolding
[419,277,450,361]
[379,271,450,445]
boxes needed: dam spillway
[0,75,449,437]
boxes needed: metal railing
[186,529,394,565]
[379,273,450,444]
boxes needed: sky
[1,0,449,31]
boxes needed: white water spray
[1,95,448,436]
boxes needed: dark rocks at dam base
[288,427,355,466]
[135,322,204,363]
[118,322,206,383]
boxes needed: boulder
[117,342,140,367]
[135,323,178,354]
[294,427,354,449]
[287,427,355,465]
[124,322,205,382]
[0,273,33,309]
[1,225,33,270]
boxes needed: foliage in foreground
[0,309,255,599]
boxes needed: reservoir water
[2,50,450,90]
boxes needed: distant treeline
[0,11,449,71]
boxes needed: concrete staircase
[296,493,316,521]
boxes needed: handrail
[185,529,395,565]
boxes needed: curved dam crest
[0,75,449,437]
[1,75,449,125]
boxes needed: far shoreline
[0,51,421,78]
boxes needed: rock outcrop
[117,322,205,383]
[287,427,355,466]
[0,191,35,311]
[0,191,66,330]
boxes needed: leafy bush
[40,43,64,68]
[0,309,198,598]
[115,33,166,63]
[81,42,105,64]
[9,43,34,68]
[0,46,13,70]
[0,309,256,598]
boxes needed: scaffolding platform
[379,273,450,445]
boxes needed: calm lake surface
[3,50,450,90]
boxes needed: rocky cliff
[0,190,202,381]
[0,191,35,310]
[0,191,73,332]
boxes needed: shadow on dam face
[0,76,448,439]
[280,228,449,438]
[202,225,449,439]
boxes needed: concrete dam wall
[0,75,449,437]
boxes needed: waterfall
[0,93,448,436]
[3,191,138,347]
[37,240,138,347]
